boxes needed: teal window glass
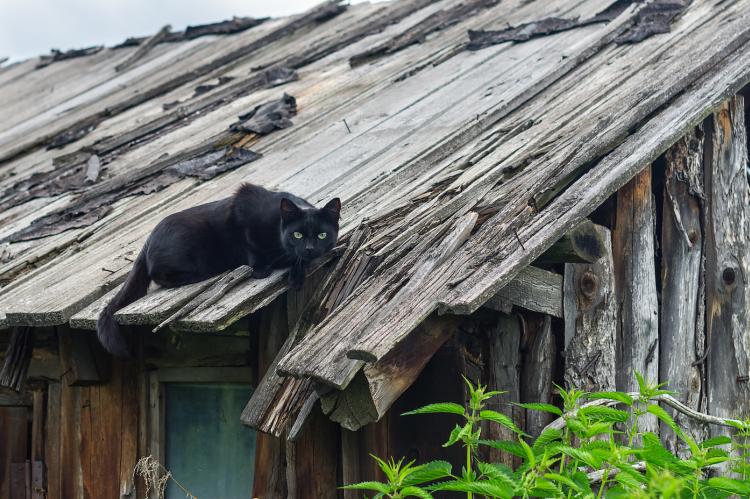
[164,383,256,498]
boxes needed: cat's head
[280,197,341,262]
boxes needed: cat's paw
[251,266,272,279]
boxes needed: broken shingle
[614,1,688,44]
[167,148,261,180]
[36,46,104,69]
[183,17,267,39]
[231,93,298,134]
[467,17,582,50]
[262,67,299,88]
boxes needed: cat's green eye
[293,232,303,239]
[318,233,327,240]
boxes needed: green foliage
[343,373,750,498]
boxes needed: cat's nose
[303,248,316,258]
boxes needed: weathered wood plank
[535,219,609,265]
[659,127,708,454]
[484,265,563,318]
[612,166,659,434]
[520,312,556,437]
[704,96,750,436]
[563,224,617,392]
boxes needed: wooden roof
[2,0,750,432]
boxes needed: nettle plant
[343,374,750,499]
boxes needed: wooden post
[519,312,556,438]
[536,219,610,265]
[659,127,708,454]
[613,166,659,435]
[563,223,617,392]
[704,96,750,435]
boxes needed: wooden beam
[659,127,708,454]
[563,224,617,392]
[57,328,104,386]
[535,219,609,265]
[0,327,34,392]
[613,166,659,435]
[704,96,750,437]
[483,265,562,318]
[320,314,461,430]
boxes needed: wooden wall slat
[704,95,750,433]
[0,406,29,499]
[519,312,556,438]
[44,383,61,499]
[659,128,708,454]
[613,166,659,435]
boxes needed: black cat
[96,183,341,357]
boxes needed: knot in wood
[688,229,699,246]
[579,271,599,298]
[722,267,736,287]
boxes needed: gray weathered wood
[659,127,708,454]
[536,219,609,265]
[704,96,750,436]
[484,265,563,318]
[563,225,617,392]
[0,327,33,391]
[613,166,659,435]
[57,328,102,386]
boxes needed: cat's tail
[96,244,150,358]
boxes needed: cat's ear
[280,198,302,221]
[323,198,341,220]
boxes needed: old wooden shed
[1,0,749,497]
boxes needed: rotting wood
[613,166,659,435]
[563,223,617,392]
[321,314,463,431]
[535,219,609,265]
[704,96,750,437]
[483,265,562,318]
[520,312,556,438]
[659,127,708,454]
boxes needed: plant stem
[596,469,609,498]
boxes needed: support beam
[519,312,556,438]
[535,219,609,265]
[563,224,617,392]
[659,127,708,454]
[484,266,562,318]
[704,96,750,436]
[613,166,659,435]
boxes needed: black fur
[96,183,341,357]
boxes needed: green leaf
[480,410,524,435]
[532,427,563,454]
[402,403,466,417]
[341,481,392,494]
[478,439,526,458]
[586,391,634,406]
[578,406,630,423]
[400,486,433,499]
[557,446,600,468]
[708,477,750,495]
[646,404,678,433]
[444,423,470,448]
[700,435,732,448]
[544,472,583,493]
[429,479,514,498]
[519,437,536,468]
[402,460,452,486]
[476,461,516,486]
[516,402,563,416]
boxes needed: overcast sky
[0,0,336,62]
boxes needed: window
[150,368,256,499]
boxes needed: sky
[0,0,334,62]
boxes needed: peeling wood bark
[613,166,659,434]
[704,96,750,435]
[563,223,617,392]
[659,128,708,454]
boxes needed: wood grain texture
[520,312,556,438]
[659,127,708,454]
[704,96,750,434]
[563,224,617,392]
[613,166,659,435]
[484,265,563,318]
